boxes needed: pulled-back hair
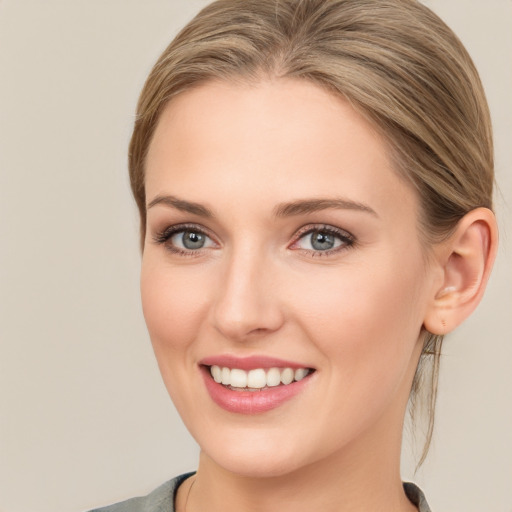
[129,0,493,465]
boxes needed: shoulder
[87,473,194,512]
[87,475,428,512]
[403,482,432,512]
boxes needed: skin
[140,78,454,512]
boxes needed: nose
[211,248,285,342]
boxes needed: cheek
[140,257,211,356]
[284,258,427,449]
[290,253,426,385]
[140,255,217,422]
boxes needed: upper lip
[199,354,313,371]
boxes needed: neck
[181,416,416,512]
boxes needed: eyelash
[291,224,356,257]
[152,223,356,258]
[152,223,215,257]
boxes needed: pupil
[311,231,334,251]
[183,231,205,249]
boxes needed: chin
[195,424,326,479]
[206,448,308,479]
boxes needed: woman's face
[141,79,437,477]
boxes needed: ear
[423,207,498,335]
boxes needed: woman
[92,0,497,510]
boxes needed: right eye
[172,230,211,250]
[153,225,217,255]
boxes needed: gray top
[88,474,431,512]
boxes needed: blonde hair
[129,0,493,465]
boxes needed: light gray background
[0,1,510,511]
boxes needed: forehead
[145,79,418,221]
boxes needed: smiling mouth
[206,365,315,391]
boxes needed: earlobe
[423,207,498,335]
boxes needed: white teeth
[280,367,294,385]
[230,369,248,388]
[221,367,230,385]
[294,368,308,381]
[211,365,222,383]
[209,366,311,389]
[266,367,281,387]
[247,369,267,388]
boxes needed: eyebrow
[146,195,378,219]
[147,195,214,217]
[273,198,378,218]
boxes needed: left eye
[294,228,352,252]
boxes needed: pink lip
[199,354,310,371]
[199,356,315,414]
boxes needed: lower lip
[200,366,314,414]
